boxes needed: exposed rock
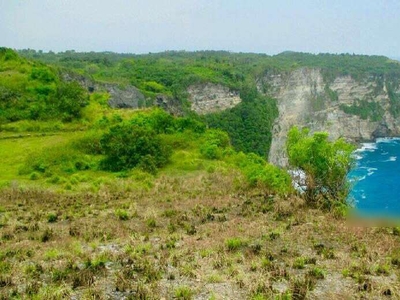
[259,68,400,166]
[155,94,184,116]
[60,71,144,109]
[372,123,392,138]
[105,83,144,108]
[187,83,241,114]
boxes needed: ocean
[348,138,400,218]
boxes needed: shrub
[72,130,104,155]
[200,143,221,160]
[203,129,230,148]
[244,163,292,194]
[30,67,56,83]
[52,81,89,121]
[174,117,206,133]
[227,152,292,195]
[130,108,174,134]
[200,129,231,160]
[100,123,171,172]
[47,213,58,223]
[29,172,40,180]
[287,126,355,206]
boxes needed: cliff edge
[258,68,400,166]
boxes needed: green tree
[204,90,278,158]
[52,81,89,121]
[100,124,171,173]
[286,126,354,207]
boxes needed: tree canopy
[286,126,355,207]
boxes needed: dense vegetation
[287,126,355,210]
[203,86,278,157]
[16,48,400,158]
[0,48,89,123]
[19,49,400,89]
[339,100,385,122]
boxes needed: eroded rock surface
[187,83,241,114]
[61,71,145,109]
[259,68,400,166]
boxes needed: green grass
[0,134,68,184]
[0,131,120,190]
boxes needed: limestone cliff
[187,83,241,114]
[258,68,400,166]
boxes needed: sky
[1,0,400,57]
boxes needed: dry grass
[0,171,399,299]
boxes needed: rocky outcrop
[105,84,144,108]
[258,68,400,166]
[187,83,241,114]
[154,94,184,116]
[61,71,144,109]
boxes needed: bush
[200,129,231,160]
[29,172,40,180]
[287,126,355,206]
[72,130,104,155]
[30,67,56,83]
[100,123,171,172]
[174,117,206,133]
[244,163,292,194]
[130,109,175,134]
[227,152,292,195]
[200,144,220,160]
[47,213,58,223]
[51,81,89,121]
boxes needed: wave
[384,156,397,162]
[376,137,400,144]
[355,143,377,153]
[367,168,377,176]
[349,137,400,217]
[357,175,367,181]
[353,154,363,160]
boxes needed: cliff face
[61,71,145,109]
[258,68,400,166]
[63,67,400,167]
[187,83,241,114]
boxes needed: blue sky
[1,0,399,56]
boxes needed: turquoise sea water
[348,138,400,218]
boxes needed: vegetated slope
[0,50,399,298]
[0,48,89,124]
[19,49,400,161]
[18,49,283,157]
[0,104,398,299]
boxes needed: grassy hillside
[0,48,89,123]
[0,49,399,298]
